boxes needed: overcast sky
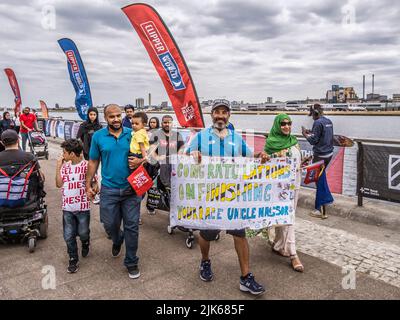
[0,0,399,108]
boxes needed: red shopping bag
[303,161,325,185]
[127,165,154,196]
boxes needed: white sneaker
[309,209,323,218]
[93,194,100,205]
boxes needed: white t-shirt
[61,160,90,212]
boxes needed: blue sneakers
[199,259,214,282]
[239,273,265,295]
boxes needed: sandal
[272,247,290,257]
[290,255,304,272]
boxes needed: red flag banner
[122,3,204,128]
[39,100,49,119]
[4,68,22,115]
[303,160,325,185]
[127,165,154,196]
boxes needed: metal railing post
[356,141,364,207]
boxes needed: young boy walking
[56,139,97,273]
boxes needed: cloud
[0,0,399,109]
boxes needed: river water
[49,111,400,140]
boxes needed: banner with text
[170,155,298,230]
[362,144,400,203]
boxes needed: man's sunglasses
[280,121,292,127]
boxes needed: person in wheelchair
[0,130,43,176]
[0,130,47,252]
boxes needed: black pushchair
[0,160,48,252]
[146,164,220,249]
[28,131,49,160]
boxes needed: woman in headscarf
[0,111,17,134]
[0,111,17,152]
[76,107,102,160]
[263,113,304,272]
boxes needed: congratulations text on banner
[170,155,298,230]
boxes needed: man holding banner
[185,100,265,295]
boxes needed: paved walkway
[0,143,399,300]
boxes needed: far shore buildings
[326,85,358,103]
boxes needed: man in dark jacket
[122,105,135,129]
[302,103,334,218]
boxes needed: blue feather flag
[58,38,93,121]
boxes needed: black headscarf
[77,107,102,159]
[84,107,101,130]
[0,111,16,133]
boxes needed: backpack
[0,161,36,208]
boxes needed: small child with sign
[55,139,98,274]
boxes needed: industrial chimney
[363,75,365,101]
[372,74,375,95]
[148,93,151,108]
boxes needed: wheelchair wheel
[45,152,49,160]
[28,237,36,253]
[185,237,194,249]
[167,225,173,235]
[39,215,48,239]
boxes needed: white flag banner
[170,155,298,230]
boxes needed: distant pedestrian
[148,116,160,135]
[13,112,21,134]
[147,115,184,214]
[0,112,17,152]
[122,105,135,129]
[302,103,334,219]
[19,107,39,151]
[55,139,97,273]
[76,107,102,161]
[0,112,17,134]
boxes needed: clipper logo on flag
[65,50,86,95]
[66,51,80,72]
[141,21,185,91]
